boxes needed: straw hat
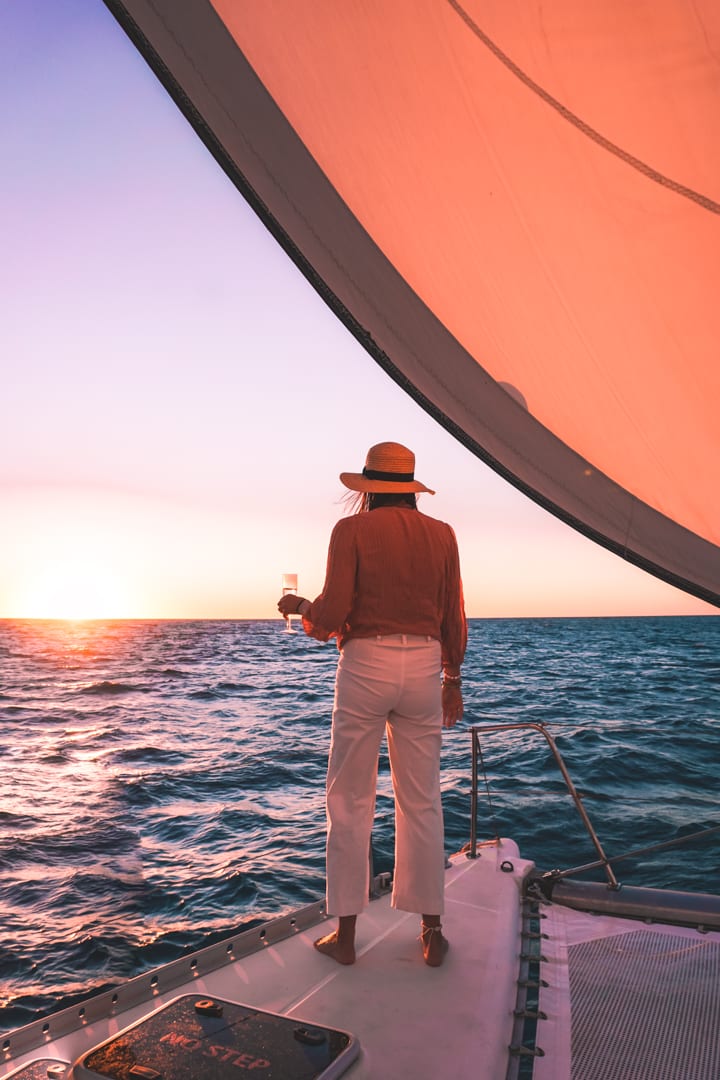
[340,442,435,494]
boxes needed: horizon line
[0,613,716,624]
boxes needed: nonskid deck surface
[1,841,531,1080]
[535,902,720,1080]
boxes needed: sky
[1,0,716,621]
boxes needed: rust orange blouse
[302,505,467,673]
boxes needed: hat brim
[340,471,435,495]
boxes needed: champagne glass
[281,573,298,634]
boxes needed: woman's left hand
[442,684,463,728]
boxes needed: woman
[278,441,466,968]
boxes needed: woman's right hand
[277,594,307,618]
[441,683,463,728]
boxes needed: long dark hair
[345,491,418,514]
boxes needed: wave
[78,681,145,696]
[108,746,187,765]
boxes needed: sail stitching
[447,0,720,215]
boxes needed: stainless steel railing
[469,722,619,889]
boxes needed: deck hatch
[71,995,358,1080]
[568,929,720,1079]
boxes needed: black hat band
[363,467,415,482]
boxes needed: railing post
[368,835,375,898]
[469,729,478,858]
[541,729,619,888]
[469,722,619,887]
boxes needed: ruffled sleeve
[440,524,467,673]
[301,518,358,643]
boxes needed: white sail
[105,0,720,604]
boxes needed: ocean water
[0,615,718,1033]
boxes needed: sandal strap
[419,923,443,939]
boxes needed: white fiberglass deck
[1,841,532,1080]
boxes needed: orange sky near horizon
[1,482,715,622]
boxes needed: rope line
[476,739,502,841]
[602,823,720,867]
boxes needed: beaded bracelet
[442,674,462,688]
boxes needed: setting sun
[17,555,131,620]
[1,489,144,620]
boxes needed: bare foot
[421,924,449,967]
[313,930,356,965]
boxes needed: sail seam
[447,0,720,215]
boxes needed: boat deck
[1,840,532,1080]
[4,841,720,1079]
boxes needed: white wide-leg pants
[325,634,445,917]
